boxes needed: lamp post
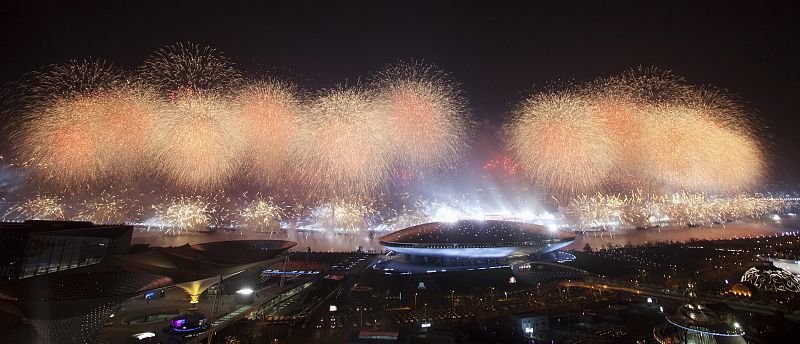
[356,307,364,327]
[236,287,255,304]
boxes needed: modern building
[511,311,550,338]
[107,240,298,304]
[741,260,800,293]
[727,282,755,298]
[0,268,172,344]
[765,256,800,275]
[168,312,209,334]
[0,220,132,280]
[0,234,296,344]
[378,220,575,264]
[653,284,746,344]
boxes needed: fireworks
[14,94,113,185]
[75,192,137,224]
[6,195,67,220]
[7,48,477,195]
[304,200,381,233]
[1,45,780,236]
[149,196,212,234]
[373,63,471,172]
[292,86,393,198]
[563,191,795,230]
[505,90,619,193]
[239,196,286,230]
[27,59,126,100]
[637,94,765,192]
[12,67,159,186]
[11,60,122,185]
[505,68,766,195]
[94,87,161,173]
[235,81,302,182]
[138,42,241,95]
[150,93,245,189]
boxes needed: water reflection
[133,218,799,252]
[572,218,799,250]
[133,228,386,252]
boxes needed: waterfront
[132,217,800,252]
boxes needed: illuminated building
[106,240,297,304]
[653,284,745,344]
[727,282,754,298]
[379,220,575,263]
[0,229,295,344]
[0,220,132,280]
[511,311,550,338]
[168,312,209,334]
[741,261,800,293]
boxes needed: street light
[236,287,255,305]
[356,307,364,327]
[236,288,254,295]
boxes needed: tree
[583,243,593,253]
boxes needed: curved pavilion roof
[0,239,296,319]
[105,240,297,283]
[0,270,171,320]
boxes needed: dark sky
[1,1,798,184]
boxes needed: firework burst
[27,59,126,100]
[305,200,380,233]
[505,68,766,195]
[235,81,302,183]
[88,86,161,175]
[373,63,471,172]
[138,42,241,95]
[292,86,393,198]
[637,90,766,192]
[239,195,286,230]
[9,59,162,186]
[563,191,794,230]
[14,95,112,185]
[6,195,67,220]
[12,65,159,186]
[505,89,620,193]
[149,196,212,234]
[151,93,245,189]
[75,191,139,224]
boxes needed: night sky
[1,1,798,184]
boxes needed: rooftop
[379,220,574,245]
[0,220,132,238]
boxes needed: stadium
[379,220,575,261]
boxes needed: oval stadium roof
[379,220,574,246]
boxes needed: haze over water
[133,217,800,252]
